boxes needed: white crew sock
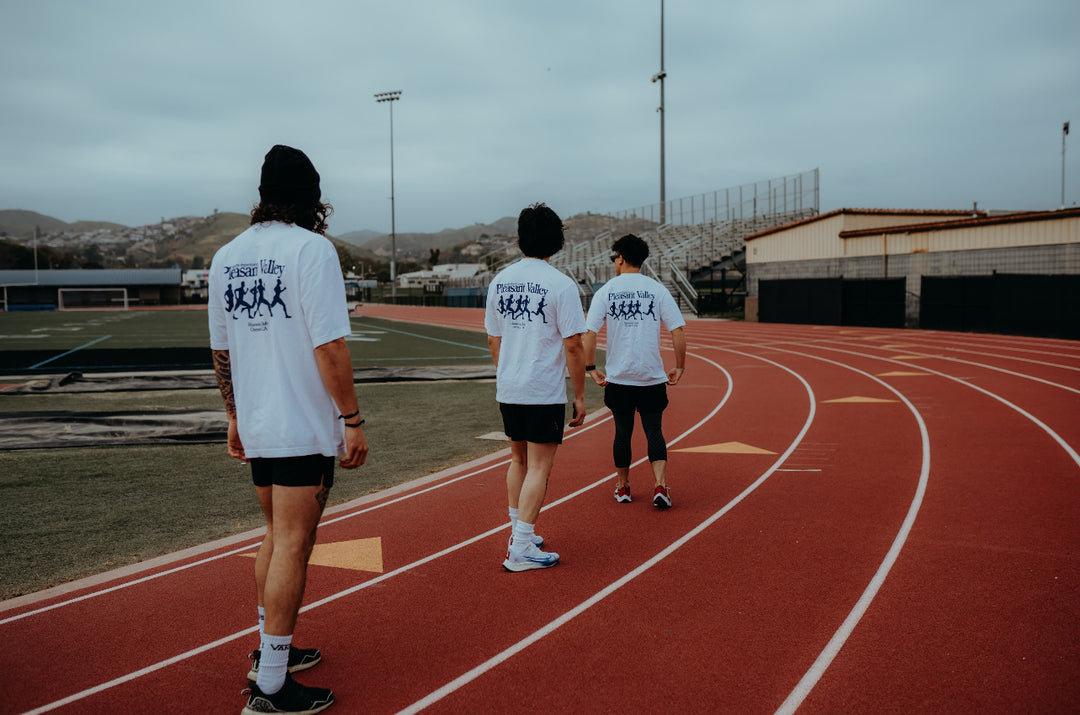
[257,632,292,695]
[508,507,519,529]
[511,520,535,555]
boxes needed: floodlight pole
[1063,121,1070,209]
[652,0,667,225]
[375,90,402,301]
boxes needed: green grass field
[0,309,604,600]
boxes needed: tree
[428,247,440,268]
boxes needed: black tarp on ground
[0,365,497,394]
[0,365,498,449]
[0,410,227,450]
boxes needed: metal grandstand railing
[606,168,819,232]
[475,169,819,314]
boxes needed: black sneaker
[242,672,334,714]
[247,646,322,681]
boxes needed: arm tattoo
[212,349,236,418]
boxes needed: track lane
[749,340,1080,712]
[7,311,1078,713]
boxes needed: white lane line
[396,351,811,714]
[807,344,1080,467]
[0,414,613,625]
[692,334,1080,396]
[759,346,931,715]
[18,354,730,714]
[764,341,1078,713]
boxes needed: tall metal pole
[375,90,402,301]
[651,0,667,225]
[1063,121,1070,209]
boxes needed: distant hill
[356,217,518,258]
[0,209,126,238]
[0,208,625,268]
[337,229,383,247]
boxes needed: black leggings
[612,410,667,468]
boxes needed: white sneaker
[503,542,560,572]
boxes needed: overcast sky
[2,0,1078,235]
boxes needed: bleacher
[471,169,821,314]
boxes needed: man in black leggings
[584,234,686,508]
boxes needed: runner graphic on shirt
[252,278,274,317]
[607,292,658,322]
[269,278,291,318]
[534,296,548,324]
[232,281,253,320]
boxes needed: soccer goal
[57,287,129,310]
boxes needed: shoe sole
[502,557,559,572]
[615,496,631,503]
[243,699,330,715]
[653,497,672,509]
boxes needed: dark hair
[517,203,565,259]
[250,200,334,235]
[611,233,650,267]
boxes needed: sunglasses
[609,254,620,263]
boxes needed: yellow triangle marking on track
[878,371,931,377]
[822,396,899,403]
[240,537,384,573]
[675,441,777,455]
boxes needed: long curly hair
[250,200,334,235]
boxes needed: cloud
[1,0,1077,234]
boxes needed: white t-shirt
[484,257,586,404]
[208,221,351,458]
[585,272,686,386]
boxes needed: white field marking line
[20,355,729,715]
[28,334,112,369]
[396,353,810,715]
[734,346,930,715]
[690,334,1080,397]
[0,415,614,626]
[359,322,490,351]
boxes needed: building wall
[746,211,976,263]
[749,243,1080,326]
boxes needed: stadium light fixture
[375,90,402,300]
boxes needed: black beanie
[259,145,321,204]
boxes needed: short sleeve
[585,285,608,333]
[299,239,351,348]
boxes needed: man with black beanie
[210,145,367,714]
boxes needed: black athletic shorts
[499,403,566,444]
[604,382,669,414]
[250,454,336,488]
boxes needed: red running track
[3,306,1078,714]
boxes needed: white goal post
[57,287,129,310]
